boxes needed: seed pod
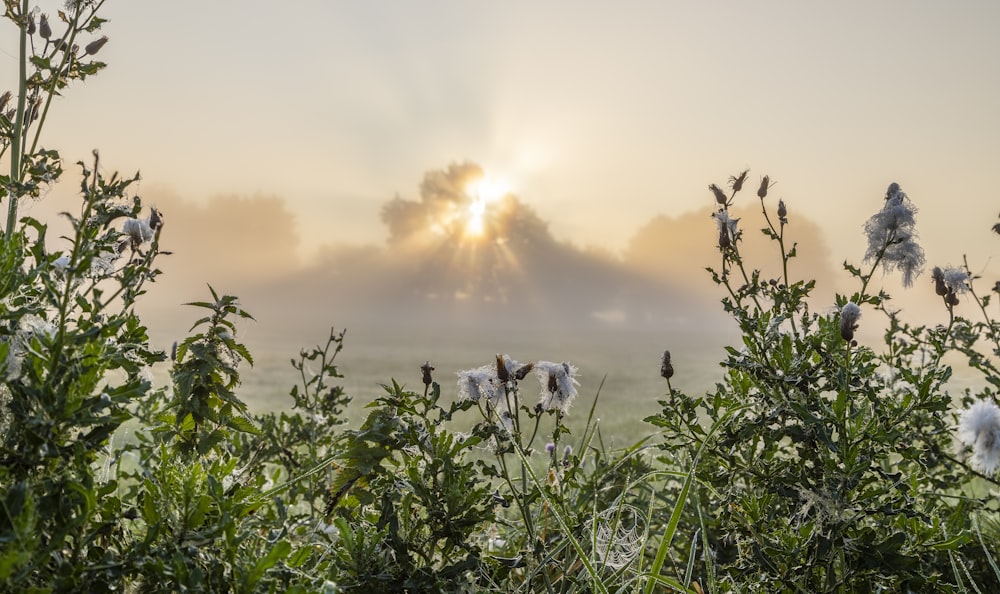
[85,36,108,56]
[420,361,434,386]
[757,175,770,199]
[932,267,947,296]
[709,184,728,206]
[39,14,51,39]
[840,303,861,342]
[660,350,674,380]
[729,169,749,192]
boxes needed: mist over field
[26,162,958,437]
[54,161,870,438]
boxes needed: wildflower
[457,365,501,408]
[0,91,10,113]
[958,399,1000,474]
[545,442,555,454]
[535,361,579,414]
[709,184,728,206]
[420,361,434,386]
[757,175,771,199]
[863,183,925,287]
[39,14,51,39]
[562,445,572,467]
[52,254,70,273]
[121,217,153,248]
[84,36,108,56]
[932,265,969,307]
[777,199,787,223]
[660,350,674,380]
[729,169,749,192]
[713,210,740,249]
[840,302,861,342]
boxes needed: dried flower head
[840,302,861,342]
[660,350,674,380]
[757,175,771,199]
[709,184,728,206]
[932,265,969,307]
[84,36,108,56]
[420,361,434,386]
[535,361,579,414]
[457,365,501,409]
[777,199,787,223]
[863,183,925,287]
[958,399,1000,474]
[729,169,749,192]
[713,210,740,249]
[0,91,10,113]
[39,14,51,39]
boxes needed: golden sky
[4,0,1000,277]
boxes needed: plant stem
[5,0,29,241]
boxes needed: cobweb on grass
[587,503,645,570]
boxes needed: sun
[463,177,509,239]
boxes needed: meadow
[5,4,1000,593]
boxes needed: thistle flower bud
[495,354,510,382]
[709,184,728,206]
[994,281,1000,295]
[545,442,556,454]
[886,182,901,200]
[39,14,51,39]
[840,302,861,342]
[660,350,674,380]
[148,207,163,231]
[777,199,787,221]
[0,91,10,113]
[729,169,749,192]
[26,14,35,36]
[563,445,572,467]
[420,361,434,386]
[932,267,947,296]
[757,175,771,199]
[84,36,108,56]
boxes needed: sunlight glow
[464,177,510,238]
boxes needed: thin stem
[5,0,29,240]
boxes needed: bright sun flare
[463,177,509,238]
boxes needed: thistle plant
[648,172,1000,592]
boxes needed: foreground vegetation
[3,2,1000,592]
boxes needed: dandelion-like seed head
[958,399,1000,474]
[535,361,580,414]
[713,210,740,249]
[863,183,925,287]
[932,265,970,307]
[457,365,500,408]
[840,302,861,342]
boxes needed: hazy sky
[5,1,1000,271]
